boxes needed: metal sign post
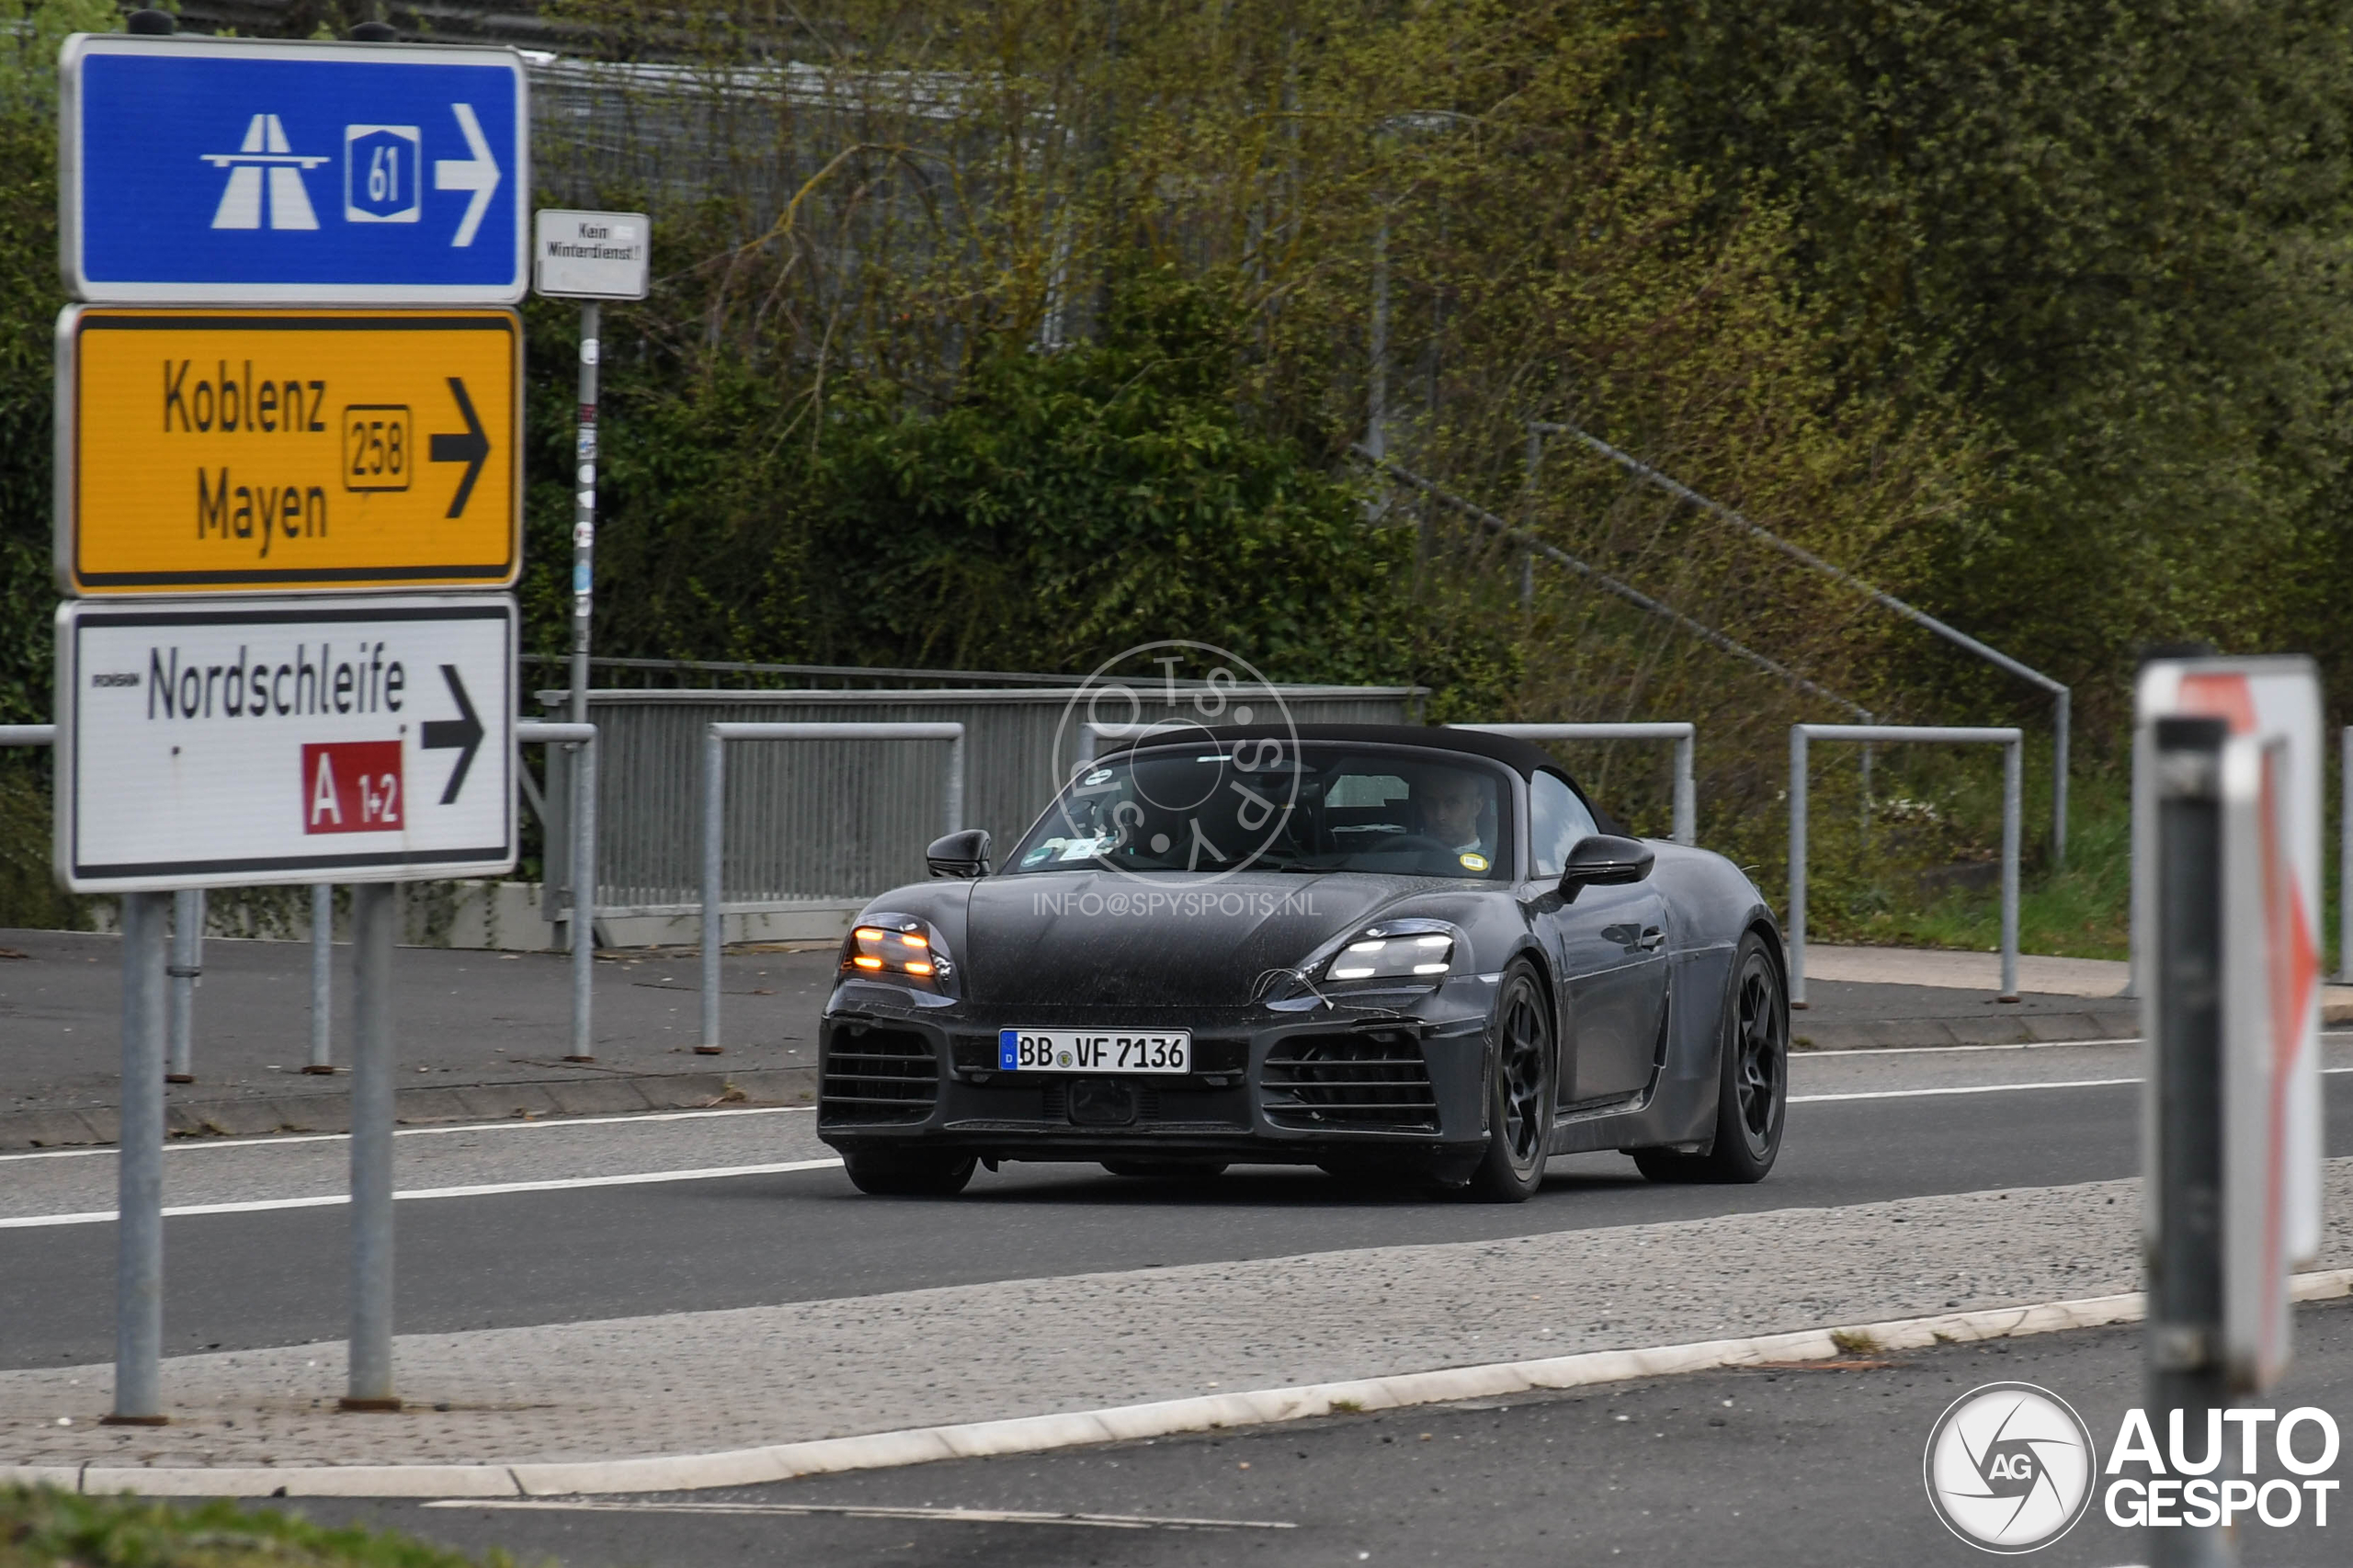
[2145,714,2234,1568]
[2136,655,2324,1566]
[533,209,646,969]
[57,19,530,1429]
[102,891,167,1426]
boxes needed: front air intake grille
[821,1027,938,1125]
[1261,1032,1438,1131]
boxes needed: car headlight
[1323,924,1457,983]
[840,914,957,992]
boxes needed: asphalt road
[276,1301,2353,1567]
[3,1043,2350,1368]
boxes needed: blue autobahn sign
[60,35,528,304]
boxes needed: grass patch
[1829,1327,1884,1357]
[1798,753,2131,961]
[1,1485,529,1568]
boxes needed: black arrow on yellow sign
[428,377,490,518]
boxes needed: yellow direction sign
[57,307,520,595]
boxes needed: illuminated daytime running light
[1323,931,1455,984]
[841,918,952,986]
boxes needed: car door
[1552,881,1670,1103]
[1526,771,1670,1105]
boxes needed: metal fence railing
[698,722,965,1051]
[1790,724,2023,1006]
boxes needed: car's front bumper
[816,981,1498,1175]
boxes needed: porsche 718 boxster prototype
[816,724,1787,1201]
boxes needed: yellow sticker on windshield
[1459,852,1490,871]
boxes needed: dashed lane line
[0,1157,845,1230]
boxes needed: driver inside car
[1415,769,1494,864]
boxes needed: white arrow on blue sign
[60,35,528,304]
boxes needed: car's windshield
[1008,742,1515,880]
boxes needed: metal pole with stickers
[54,22,530,1422]
[531,208,649,1017]
[2135,655,2325,1567]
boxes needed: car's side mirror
[926,828,993,880]
[1557,834,1654,901]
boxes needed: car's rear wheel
[1631,931,1786,1184]
[843,1148,978,1197]
[1101,1160,1229,1179]
[1466,962,1554,1202]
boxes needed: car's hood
[961,870,1423,1008]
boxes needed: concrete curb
[18,1267,2350,1499]
[0,1067,818,1151]
[1790,1009,2144,1052]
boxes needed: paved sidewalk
[0,928,831,1149]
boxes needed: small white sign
[533,209,650,300]
[56,594,517,891]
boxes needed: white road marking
[0,1157,844,1230]
[1794,1066,2353,1105]
[0,1103,815,1164]
[422,1497,1296,1531]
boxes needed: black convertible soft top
[1095,722,1627,837]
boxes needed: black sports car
[816,724,1787,1201]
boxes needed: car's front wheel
[843,1148,978,1197]
[1631,931,1785,1184]
[1466,962,1554,1202]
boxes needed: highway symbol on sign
[61,34,527,303]
[54,594,516,891]
[205,113,328,230]
[56,306,520,595]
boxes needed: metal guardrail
[699,722,966,1051]
[1449,723,1696,846]
[0,725,54,745]
[518,721,599,1062]
[1790,724,2023,1006]
[1531,419,2072,868]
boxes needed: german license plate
[998,1028,1191,1074]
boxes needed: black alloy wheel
[1631,931,1786,1184]
[1467,962,1554,1202]
[843,1148,978,1197]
